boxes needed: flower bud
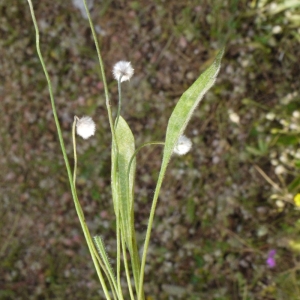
[112,61,134,82]
[76,116,96,139]
[173,135,192,155]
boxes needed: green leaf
[142,47,224,268]
[140,50,224,296]
[161,48,224,181]
[112,116,136,248]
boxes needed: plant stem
[73,116,79,186]
[72,120,119,298]
[82,0,116,144]
[27,1,111,298]
[127,142,164,299]
[138,177,163,300]
[121,226,135,300]
[130,232,143,300]
[81,6,126,298]
[82,3,127,299]
[114,76,123,128]
[116,217,122,298]
[136,144,165,300]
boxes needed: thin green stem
[81,2,163,299]
[111,287,118,300]
[81,7,125,298]
[82,0,116,144]
[80,2,121,243]
[129,234,143,300]
[27,1,111,299]
[138,179,163,300]
[136,143,165,300]
[114,76,123,129]
[81,4,128,299]
[73,121,119,298]
[121,223,135,300]
[127,142,164,299]
[72,116,79,186]
[116,217,123,298]
[93,236,120,300]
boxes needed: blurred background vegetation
[1,0,300,299]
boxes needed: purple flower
[268,249,276,256]
[266,249,276,268]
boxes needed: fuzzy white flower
[228,109,240,124]
[293,111,300,119]
[274,165,285,175]
[173,135,192,155]
[276,199,285,208]
[112,61,134,82]
[272,25,282,35]
[76,116,96,139]
[266,112,276,121]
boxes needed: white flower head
[274,165,285,175]
[76,116,96,139]
[228,109,240,124]
[173,135,192,155]
[112,61,134,82]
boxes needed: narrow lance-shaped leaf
[112,116,136,249]
[139,49,225,297]
[163,47,224,166]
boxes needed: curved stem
[82,0,116,144]
[27,2,111,299]
[73,122,119,298]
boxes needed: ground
[1,0,300,299]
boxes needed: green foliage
[112,116,136,250]
[162,48,224,179]
[139,47,225,299]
